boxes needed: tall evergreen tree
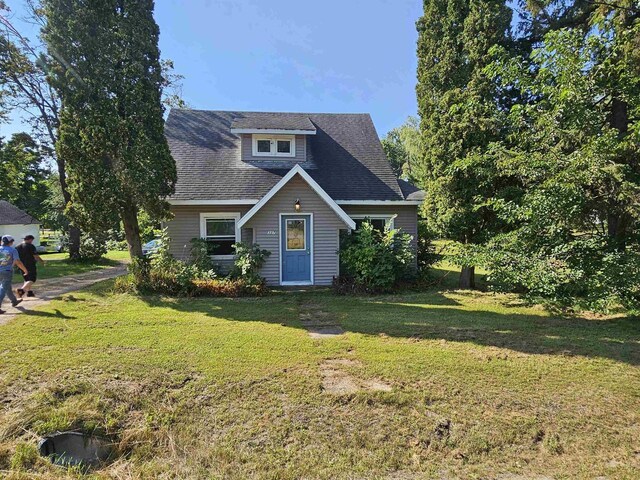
[416,0,513,287]
[42,0,176,259]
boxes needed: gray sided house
[164,110,425,286]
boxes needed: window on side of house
[200,213,240,259]
[351,215,395,233]
[252,135,295,157]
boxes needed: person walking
[16,235,45,298]
[0,235,28,314]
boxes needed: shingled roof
[0,200,40,225]
[166,109,421,202]
[230,112,316,132]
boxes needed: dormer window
[252,135,295,157]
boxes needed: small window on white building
[252,135,295,157]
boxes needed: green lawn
[11,250,129,283]
[0,281,638,478]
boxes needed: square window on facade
[257,139,272,153]
[277,140,291,154]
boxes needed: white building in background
[0,200,40,245]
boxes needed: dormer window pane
[257,139,272,153]
[252,135,296,157]
[277,140,291,154]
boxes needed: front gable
[237,164,355,231]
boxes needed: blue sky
[1,0,423,138]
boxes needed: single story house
[0,200,40,245]
[164,110,425,286]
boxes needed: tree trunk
[459,266,475,289]
[606,97,630,251]
[121,199,143,259]
[54,154,82,259]
[67,225,81,259]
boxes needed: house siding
[342,204,419,258]
[165,199,420,285]
[165,205,251,270]
[241,134,307,163]
[243,174,347,286]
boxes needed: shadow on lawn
[140,290,640,367]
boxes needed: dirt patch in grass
[299,300,345,338]
[320,359,392,394]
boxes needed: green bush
[193,277,268,297]
[230,242,271,285]
[78,232,108,259]
[115,233,270,298]
[478,236,640,312]
[417,220,439,271]
[337,221,415,293]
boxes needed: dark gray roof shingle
[230,112,316,132]
[165,109,421,202]
[398,179,426,201]
[0,200,40,225]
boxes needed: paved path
[0,264,127,325]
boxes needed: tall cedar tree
[43,0,176,259]
[416,0,512,288]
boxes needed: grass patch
[0,281,638,478]
[12,250,129,283]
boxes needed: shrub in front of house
[192,278,268,297]
[229,242,271,285]
[335,221,415,294]
[114,234,270,297]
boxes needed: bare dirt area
[320,358,392,394]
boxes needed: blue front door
[281,215,312,284]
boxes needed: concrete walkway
[0,264,127,325]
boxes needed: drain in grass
[38,431,114,468]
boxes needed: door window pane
[286,219,305,250]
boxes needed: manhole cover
[38,431,114,468]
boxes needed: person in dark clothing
[16,235,45,298]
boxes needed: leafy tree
[0,132,49,219]
[480,3,640,310]
[416,0,514,288]
[0,2,82,256]
[381,116,420,178]
[43,0,177,259]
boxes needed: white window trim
[350,214,396,230]
[285,218,307,251]
[252,134,296,158]
[199,212,241,260]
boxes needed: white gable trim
[237,164,356,230]
[169,199,259,206]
